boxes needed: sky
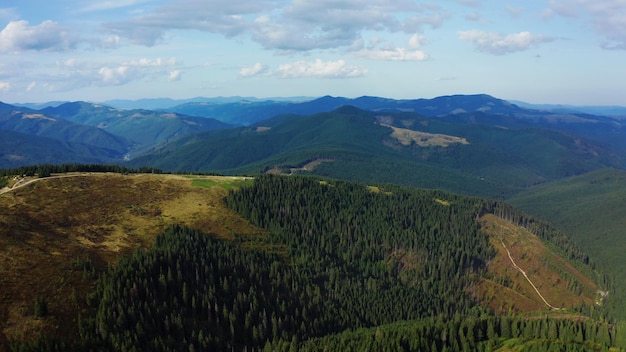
[0,0,625,105]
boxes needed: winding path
[500,239,562,310]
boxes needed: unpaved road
[500,239,563,310]
[0,174,93,195]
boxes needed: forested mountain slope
[131,106,624,199]
[508,168,626,319]
[0,102,132,163]
[41,101,231,147]
[0,130,114,168]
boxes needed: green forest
[7,174,625,351]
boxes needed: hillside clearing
[0,173,262,345]
[382,123,469,147]
[475,214,598,314]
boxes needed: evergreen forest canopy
[11,173,622,351]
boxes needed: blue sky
[0,0,624,105]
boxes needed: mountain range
[2,94,626,198]
[3,94,626,349]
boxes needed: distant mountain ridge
[160,94,533,126]
[2,94,626,197]
[41,102,231,147]
[130,105,625,198]
[0,102,133,167]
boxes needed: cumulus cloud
[239,63,267,78]
[458,30,554,55]
[0,81,10,91]
[45,56,182,88]
[99,65,135,85]
[103,0,449,51]
[100,35,121,49]
[274,59,366,78]
[356,47,428,61]
[408,34,426,49]
[353,34,429,61]
[0,20,78,53]
[542,0,626,49]
[96,57,180,85]
[168,70,182,81]
[582,0,626,49]
[103,0,268,46]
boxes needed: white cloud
[0,81,10,91]
[103,0,450,52]
[458,30,554,55]
[95,57,179,85]
[274,59,366,78]
[541,0,626,49]
[0,20,78,53]
[401,13,449,32]
[239,63,267,77]
[100,35,121,49]
[354,35,429,61]
[26,81,37,91]
[168,70,182,81]
[99,65,134,85]
[104,0,268,46]
[131,57,178,67]
[408,34,426,49]
[582,0,626,49]
[356,47,428,61]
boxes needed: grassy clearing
[186,175,254,190]
[0,173,262,346]
[383,124,469,147]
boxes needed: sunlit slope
[476,214,599,313]
[0,173,257,346]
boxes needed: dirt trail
[0,174,91,195]
[500,239,563,310]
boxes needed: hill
[130,106,625,199]
[0,172,619,350]
[0,172,255,347]
[507,168,626,318]
[41,101,231,148]
[0,102,133,163]
[0,130,118,168]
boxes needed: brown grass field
[0,173,260,346]
[475,214,598,314]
